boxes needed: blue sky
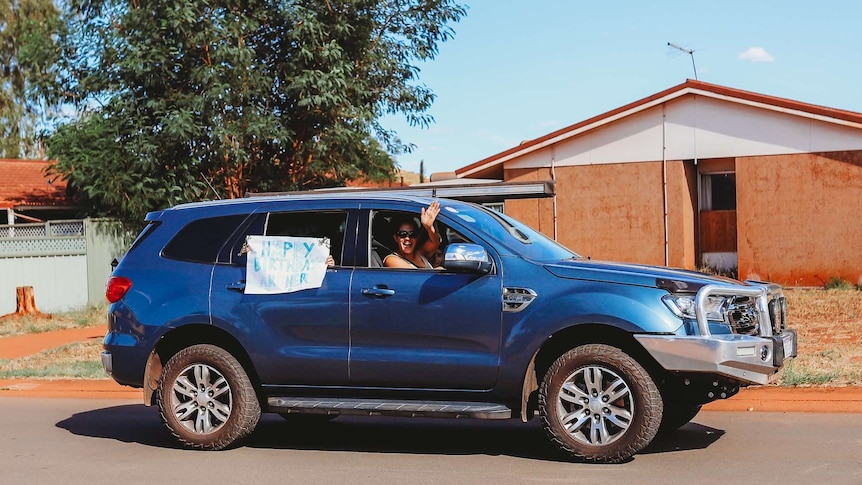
[382,0,862,176]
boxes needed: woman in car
[383,200,441,269]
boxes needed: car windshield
[444,203,579,262]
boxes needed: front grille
[727,297,759,335]
[726,294,787,336]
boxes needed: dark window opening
[264,211,348,266]
[704,173,736,211]
[163,215,248,264]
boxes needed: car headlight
[662,294,728,321]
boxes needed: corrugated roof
[456,79,862,177]
[0,159,67,208]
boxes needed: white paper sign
[244,236,330,294]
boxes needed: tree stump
[13,286,46,317]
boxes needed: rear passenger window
[162,215,247,263]
[222,211,349,267]
[265,211,347,265]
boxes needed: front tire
[157,344,261,450]
[538,344,662,463]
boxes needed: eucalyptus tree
[0,0,63,158]
[47,0,465,225]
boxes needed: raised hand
[420,199,440,228]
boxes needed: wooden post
[14,286,41,316]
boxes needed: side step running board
[268,397,512,420]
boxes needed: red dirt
[0,326,106,360]
[0,325,860,411]
[0,378,139,399]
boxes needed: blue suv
[102,193,797,463]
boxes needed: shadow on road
[56,405,724,461]
[251,415,567,461]
[56,404,180,449]
[642,421,725,454]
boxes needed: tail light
[106,276,132,303]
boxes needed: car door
[348,205,503,390]
[209,203,357,387]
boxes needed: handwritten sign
[245,236,330,294]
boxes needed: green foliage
[0,0,64,157]
[824,276,858,291]
[46,0,466,228]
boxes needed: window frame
[217,208,357,268]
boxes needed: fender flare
[520,348,540,422]
[142,348,163,406]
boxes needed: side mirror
[442,243,492,274]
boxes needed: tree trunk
[14,286,41,316]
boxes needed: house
[0,160,124,315]
[452,80,862,287]
[0,159,74,224]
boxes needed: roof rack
[247,179,554,203]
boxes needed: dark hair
[391,216,428,245]
[392,217,418,233]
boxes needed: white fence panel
[0,254,89,315]
[85,219,128,307]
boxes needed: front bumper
[635,328,798,385]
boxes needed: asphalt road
[2,398,861,485]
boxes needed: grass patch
[0,340,106,379]
[0,305,106,337]
[779,360,838,386]
[824,276,858,291]
[697,266,739,280]
[778,287,862,386]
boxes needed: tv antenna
[668,42,698,80]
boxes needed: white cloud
[738,47,775,62]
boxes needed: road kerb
[702,386,862,413]
[1,379,860,413]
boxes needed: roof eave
[455,79,862,178]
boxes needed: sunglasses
[396,230,417,238]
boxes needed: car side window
[264,211,347,266]
[163,214,248,264]
[368,210,470,269]
[222,211,348,267]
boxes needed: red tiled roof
[456,79,862,177]
[0,159,68,209]
[346,170,420,188]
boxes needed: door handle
[361,286,396,298]
[227,281,246,292]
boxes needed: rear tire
[538,344,662,463]
[157,344,261,450]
